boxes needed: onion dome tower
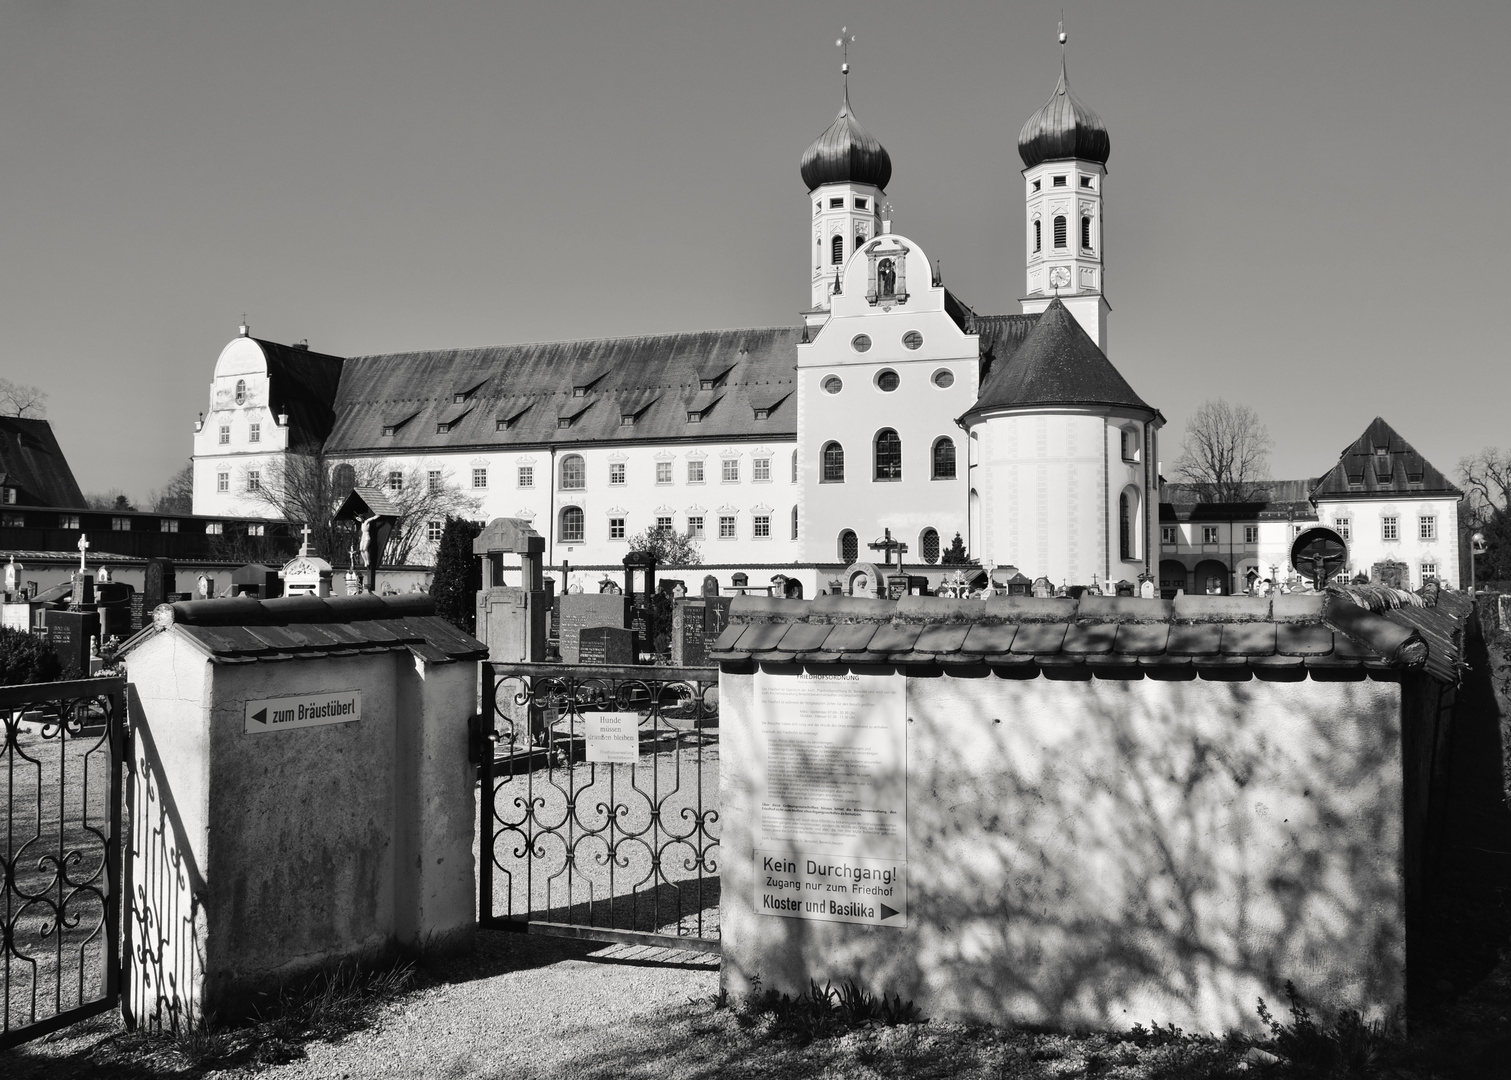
[803,31,891,312]
[1018,25,1111,351]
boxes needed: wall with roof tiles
[720,664,1406,1034]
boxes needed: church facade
[188,46,1458,594]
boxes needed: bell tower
[1018,27,1111,352]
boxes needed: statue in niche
[877,259,896,296]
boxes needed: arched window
[790,505,798,540]
[822,441,845,483]
[234,379,246,405]
[560,506,584,543]
[831,235,844,264]
[854,232,865,252]
[921,528,941,565]
[1033,219,1041,253]
[874,429,901,481]
[1119,486,1141,561]
[331,463,356,501]
[840,530,858,564]
[1081,215,1092,250]
[791,449,798,483]
[931,437,956,480]
[560,454,585,489]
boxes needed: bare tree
[241,446,479,567]
[1458,447,1511,581]
[1172,398,1273,503]
[148,461,195,514]
[0,379,46,418]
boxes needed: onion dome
[800,87,892,192]
[1017,57,1110,169]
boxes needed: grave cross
[300,523,313,555]
[77,533,90,571]
[867,528,908,568]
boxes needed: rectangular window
[387,471,403,492]
[753,458,771,482]
[218,425,230,445]
[1202,526,1219,544]
[753,515,771,539]
[1120,429,1133,460]
[609,517,625,540]
[656,515,673,533]
[560,513,584,543]
[1421,562,1438,582]
[112,517,130,531]
[247,523,265,537]
[722,459,739,482]
[160,519,179,533]
[217,472,229,493]
[247,470,261,491]
[1419,515,1436,540]
[1382,516,1398,541]
[1244,525,1259,545]
[688,459,704,483]
[518,465,533,488]
[687,515,705,539]
[1052,175,1067,187]
[656,461,672,484]
[1080,176,1092,188]
[205,521,222,535]
[60,514,80,530]
[1161,526,1177,545]
[2,512,23,528]
[472,468,487,489]
[427,520,444,542]
[428,470,443,494]
[609,463,625,485]
[829,197,844,208]
[854,198,868,210]
[718,515,736,539]
[1336,517,1351,540]
[1291,524,1303,539]
[248,422,260,443]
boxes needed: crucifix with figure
[868,528,908,567]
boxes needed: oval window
[851,334,872,353]
[902,330,923,350]
[932,369,955,389]
[822,375,843,395]
[876,370,900,392]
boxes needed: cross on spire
[836,26,855,79]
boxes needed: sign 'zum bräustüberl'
[244,690,362,734]
[753,670,907,926]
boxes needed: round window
[932,369,955,389]
[822,375,843,395]
[851,334,872,353]
[902,330,923,350]
[876,370,900,392]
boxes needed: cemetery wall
[720,667,1405,1033]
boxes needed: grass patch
[729,975,924,1041]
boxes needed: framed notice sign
[753,670,908,926]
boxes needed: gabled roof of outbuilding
[1311,417,1460,500]
[0,417,86,508]
[963,299,1151,419]
[323,327,802,452]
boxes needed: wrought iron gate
[2,676,127,1049]
[477,664,720,953]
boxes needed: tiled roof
[256,340,345,449]
[1311,417,1461,500]
[323,327,803,452]
[964,300,1152,419]
[123,593,487,665]
[709,589,1465,684]
[1160,479,1319,520]
[0,417,86,508]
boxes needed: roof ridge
[344,325,804,362]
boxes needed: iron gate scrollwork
[2,676,127,1049]
[479,664,720,953]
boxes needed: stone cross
[867,528,908,568]
[77,534,90,571]
[300,523,313,555]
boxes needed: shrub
[0,625,63,686]
[430,517,482,634]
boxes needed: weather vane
[836,26,855,76]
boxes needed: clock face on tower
[1048,266,1071,290]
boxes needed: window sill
[873,477,902,483]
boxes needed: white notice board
[584,711,640,763]
[753,669,907,926]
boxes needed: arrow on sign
[250,709,267,726]
[880,903,900,921]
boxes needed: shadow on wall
[729,672,1407,1034]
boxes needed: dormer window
[753,408,770,420]
[620,414,636,427]
[1052,175,1067,187]
[452,393,467,404]
[573,386,587,398]
[687,410,704,424]
[557,418,573,429]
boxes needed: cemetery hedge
[0,625,63,686]
[431,516,482,634]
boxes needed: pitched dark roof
[1310,418,1461,500]
[0,417,86,508]
[324,327,802,453]
[964,299,1151,418]
[254,340,346,450]
[708,589,1462,684]
[1160,479,1318,520]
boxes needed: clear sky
[2,0,1506,501]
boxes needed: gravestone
[41,608,98,679]
[701,575,721,597]
[842,561,886,598]
[143,558,176,615]
[1116,580,1135,597]
[1140,579,1157,599]
[578,626,635,666]
[96,581,135,640]
[671,595,734,666]
[556,593,631,664]
[1032,576,1054,598]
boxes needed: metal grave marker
[245,689,362,734]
